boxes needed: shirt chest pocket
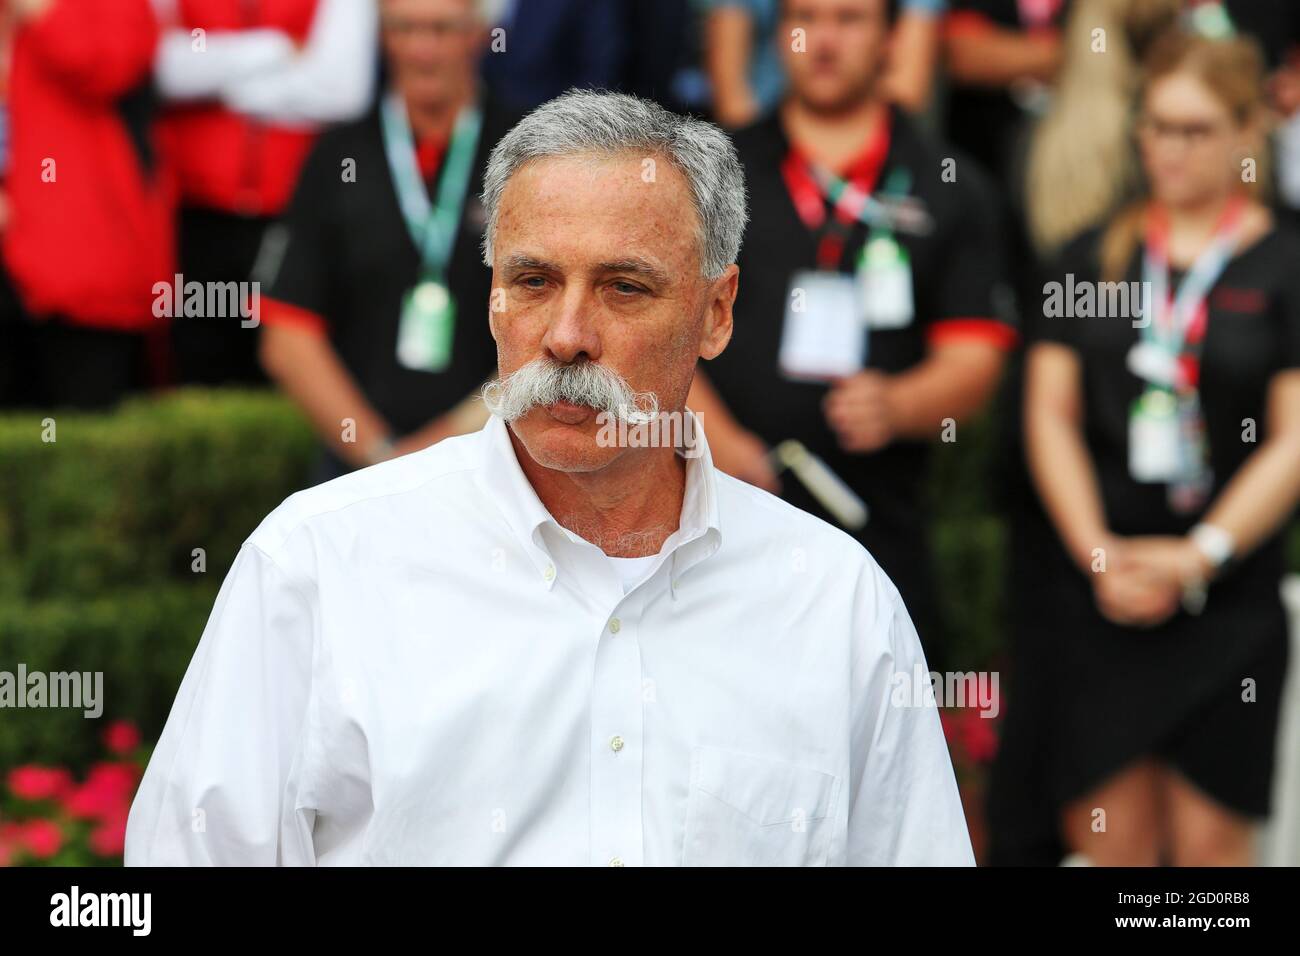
[682,745,840,866]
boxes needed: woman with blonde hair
[1020,29,1300,865]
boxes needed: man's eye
[611,282,644,296]
[519,276,547,289]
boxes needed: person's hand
[1089,538,1184,629]
[709,426,781,494]
[1122,536,1213,589]
[823,371,895,454]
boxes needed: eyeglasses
[1135,115,1230,148]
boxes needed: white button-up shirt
[125,412,974,866]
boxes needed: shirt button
[608,856,624,867]
[609,735,624,753]
[543,564,555,581]
[609,618,621,634]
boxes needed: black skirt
[988,500,1291,865]
[1044,547,1289,818]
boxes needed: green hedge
[0,390,316,770]
[0,389,1295,772]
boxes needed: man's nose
[541,287,602,364]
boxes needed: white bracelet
[1190,523,1235,570]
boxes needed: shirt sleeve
[217,0,379,126]
[124,543,319,865]
[253,138,336,332]
[24,0,159,102]
[1031,230,1098,350]
[925,160,1018,350]
[153,28,296,101]
[846,562,975,866]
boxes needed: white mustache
[481,357,661,425]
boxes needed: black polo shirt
[258,99,516,437]
[1035,224,1300,547]
[706,108,1012,646]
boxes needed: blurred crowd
[2,0,1299,866]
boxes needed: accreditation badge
[778,270,866,381]
[396,279,456,373]
[1128,387,1182,482]
[1126,341,1178,388]
[857,235,914,330]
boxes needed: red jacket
[2,0,175,332]
[162,0,319,216]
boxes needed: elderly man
[125,91,973,867]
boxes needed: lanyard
[782,117,892,270]
[1140,196,1244,364]
[381,91,483,279]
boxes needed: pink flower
[102,720,141,756]
[7,766,74,802]
[62,763,141,821]
[963,713,1000,764]
[16,819,62,860]
[89,810,129,858]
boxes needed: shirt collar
[473,410,722,595]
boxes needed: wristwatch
[1190,523,1236,571]
[1181,523,1236,616]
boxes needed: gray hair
[480,90,748,280]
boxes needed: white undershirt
[605,552,660,594]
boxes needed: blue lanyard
[381,91,482,278]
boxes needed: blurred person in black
[152,0,378,386]
[987,0,1183,866]
[689,0,1015,666]
[257,0,510,482]
[621,0,692,110]
[1021,31,1300,865]
[943,0,1070,191]
[478,0,624,113]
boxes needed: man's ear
[487,279,502,343]
[699,264,739,361]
